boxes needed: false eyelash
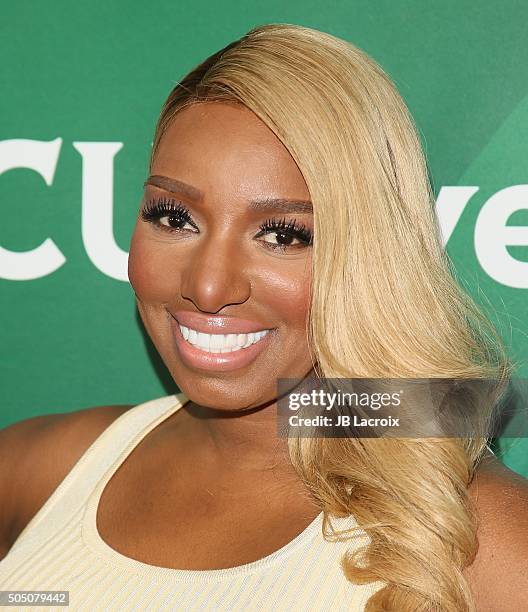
[140,197,313,247]
[258,217,313,245]
[141,197,193,225]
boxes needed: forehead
[151,101,310,200]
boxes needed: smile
[169,311,275,372]
[178,325,270,353]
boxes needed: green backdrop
[1,2,527,477]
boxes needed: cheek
[128,229,179,302]
[259,264,311,328]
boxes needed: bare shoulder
[464,449,528,611]
[0,403,133,555]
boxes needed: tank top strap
[8,393,186,555]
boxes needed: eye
[140,197,198,233]
[140,199,313,252]
[255,217,313,252]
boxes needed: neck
[183,399,293,475]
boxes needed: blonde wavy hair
[148,23,513,611]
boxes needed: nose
[179,231,251,314]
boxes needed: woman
[1,23,527,612]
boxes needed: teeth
[197,332,210,351]
[243,333,255,349]
[178,325,270,353]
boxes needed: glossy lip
[169,313,275,373]
[171,309,272,334]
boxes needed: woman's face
[128,101,314,411]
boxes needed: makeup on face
[128,102,315,408]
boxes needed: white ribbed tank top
[0,393,385,611]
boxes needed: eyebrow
[144,174,313,214]
[145,175,202,200]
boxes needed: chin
[174,375,275,412]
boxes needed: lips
[169,312,275,372]
[170,310,272,334]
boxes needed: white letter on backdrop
[434,186,479,246]
[474,185,528,289]
[0,138,64,280]
[73,142,128,281]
